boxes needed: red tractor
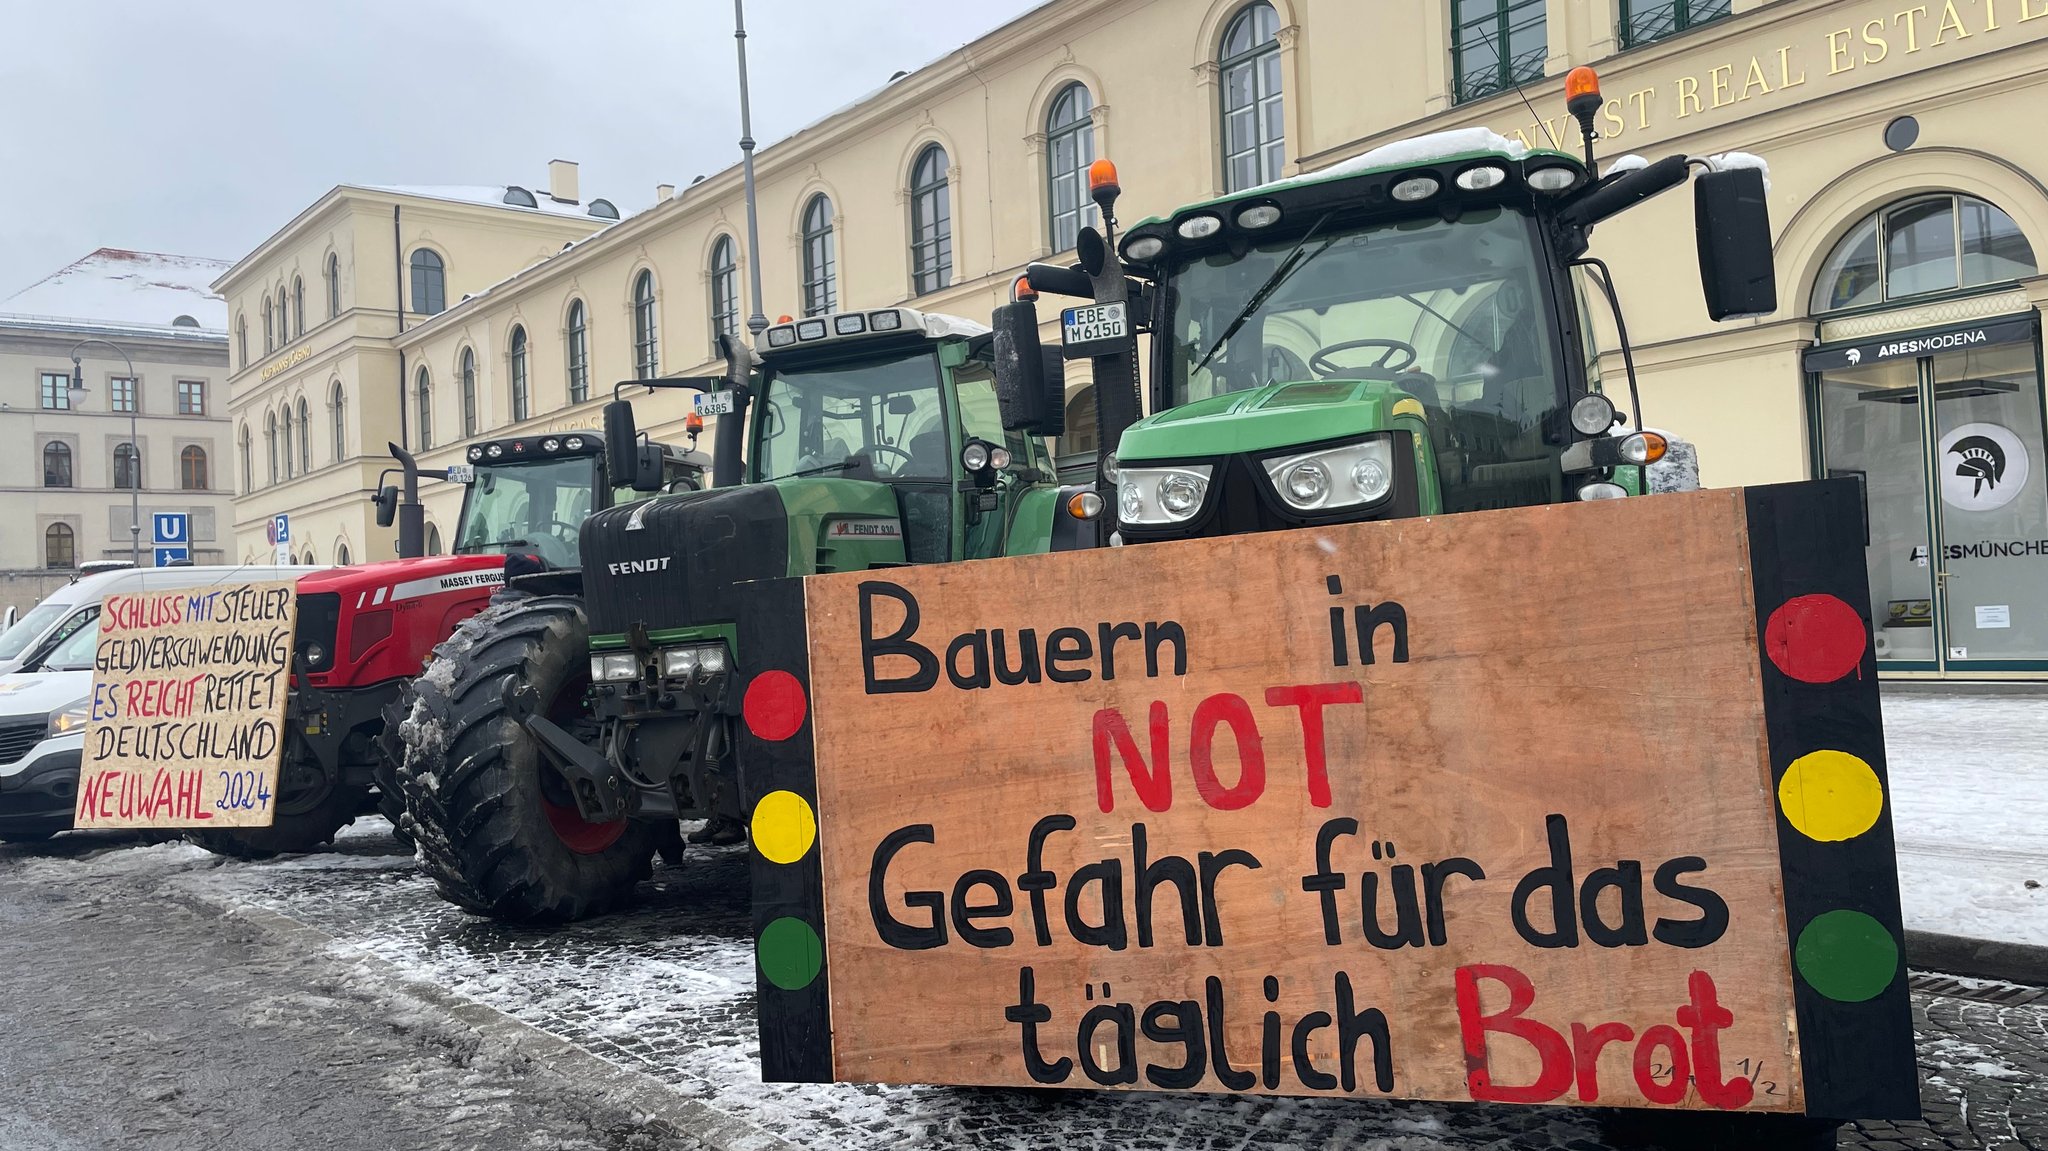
[191,430,704,858]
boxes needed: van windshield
[0,602,71,662]
[39,612,102,672]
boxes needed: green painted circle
[1794,910,1900,1002]
[758,917,824,991]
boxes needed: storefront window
[1812,195,2037,313]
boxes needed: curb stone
[1906,929,2048,987]
[161,883,805,1151]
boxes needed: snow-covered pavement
[1884,691,2048,946]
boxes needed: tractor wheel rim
[541,796,628,854]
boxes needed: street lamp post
[733,0,770,336]
[69,338,142,567]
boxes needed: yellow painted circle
[1778,750,1884,842]
[751,790,817,864]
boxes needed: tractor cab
[747,307,1055,564]
[1016,69,1778,543]
[450,433,705,568]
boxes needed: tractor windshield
[453,454,600,568]
[754,350,952,483]
[1160,205,1569,504]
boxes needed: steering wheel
[865,444,916,467]
[1310,338,1420,380]
[541,519,582,546]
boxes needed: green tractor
[403,81,1777,923]
[399,306,1088,920]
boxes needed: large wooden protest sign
[74,581,296,829]
[736,480,1917,1121]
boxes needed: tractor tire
[400,595,660,922]
[373,689,418,853]
[187,758,364,860]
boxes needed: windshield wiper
[456,539,531,553]
[1189,213,1335,377]
[768,458,859,482]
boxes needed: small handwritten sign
[74,581,297,828]
[739,482,1918,1122]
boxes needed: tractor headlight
[590,653,640,682]
[1115,465,1212,525]
[1262,437,1396,513]
[1124,235,1166,262]
[1571,393,1618,436]
[660,648,699,678]
[697,645,728,675]
[565,436,585,452]
[658,643,729,683]
[303,642,328,669]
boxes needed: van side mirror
[373,484,399,528]
[991,300,1064,435]
[603,400,639,484]
[1695,166,1777,321]
[632,444,665,493]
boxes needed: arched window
[710,237,739,345]
[330,382,346,461]
[42,442,72,488]
[236,316,247,367]
[910,145,953,295]
[44,524,74,569]
[265,412,279,484]
[297,396,312,472]
[510,327,529,422]
[410,249,446,315]
[1220,3,1284,192]
[1046,83,1097,254]
[1811,194,2038,313]
[280,406,294,479]
[415,366,434,449]
[566,300,589,403]
[262,298,274,353]
[278,287,290,343]
[180,445,208,491]
[240,425,253,493]
[114,442,142,490]
[460,348,479,436]
[336,543,351,566]
[292,276,305,337]
[425,523,443,556]
[326,254,341,318]
[800,194,837,317]
[632,270,659,379]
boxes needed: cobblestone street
[6,822,2039,1151]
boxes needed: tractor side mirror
[991,300,1064,435]
[631,444,664,493]
[373,484,399,528]
[603,400,638,483]
[1695,166,1777,321]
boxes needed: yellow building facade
[232,0,2048,676]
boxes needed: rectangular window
[40,372,71,410]
[178,379,206,415]
[1451,0,1547,105]
[111,376,137,414]
[1620,0,1730,48]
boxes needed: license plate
[695,390,736,416]
[1062,303,1128,347]
[445,464,475,484]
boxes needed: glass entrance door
[1928,341,2048,666]
[1811,321,2048,674]
[1816,357,1939,666]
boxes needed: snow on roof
[1249,128,1537,196]
[359,184,626,223]
[1,248,230,332]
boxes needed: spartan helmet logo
[1948,435,2007,497]
[1845,347,1863,365]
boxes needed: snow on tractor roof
[1248,127,1545,196]
[1,248,231,333]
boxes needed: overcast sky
[0,0,1046,294]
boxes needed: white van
[0,565,309,677]
[0,564,310,842]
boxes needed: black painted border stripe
[1744,480,1919,1120]
[737,574,833,1083]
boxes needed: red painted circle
[1764,594,1867,684]
[541,797,629,854]
[744,670,808,742]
